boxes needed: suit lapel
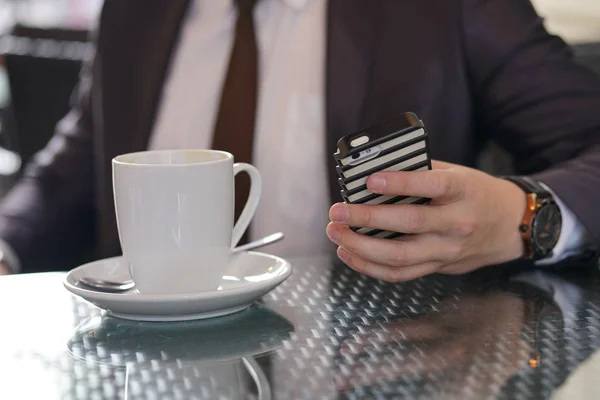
[96,0,190,257]
[325,0,379,203]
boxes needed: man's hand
[0,262,10,275]
[326,160,527,282]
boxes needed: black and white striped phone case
[333,112,432,239]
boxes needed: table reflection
[331,282,547,398]
[319,265,596,400]
[1,258,600,399]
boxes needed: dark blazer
[1,0,600,272]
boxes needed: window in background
[0,0,103,32]
[531,0,600,44]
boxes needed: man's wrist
[499,177,527,260]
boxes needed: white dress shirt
[3,0,589,272]
[150,0,331,257]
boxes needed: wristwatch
[503,176,562,260]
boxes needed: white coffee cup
[112,149,261,295]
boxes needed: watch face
[532,203,562,252]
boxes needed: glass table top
[1,255,600,399]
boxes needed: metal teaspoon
[78,232,284,292]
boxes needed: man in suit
[0,0,598,280]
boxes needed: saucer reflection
[66,305,293,399]
[67,304,294,365]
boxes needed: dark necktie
[212,0,259,243]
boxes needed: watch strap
[503,176,551,197]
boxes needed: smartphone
[333,112,432,239]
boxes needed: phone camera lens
[351,154,360,160]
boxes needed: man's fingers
[326,224,460,267]
[329,202,459,235]
[431,160,455,169]
[365,168,464,203]
[335,246,442,283]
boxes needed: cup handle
[231,163,262,248]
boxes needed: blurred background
[0,0,102,196]
[0,0,598,197]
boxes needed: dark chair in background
[0,25,94,270]
[0,25,90,169]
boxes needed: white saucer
[64,251,292,321]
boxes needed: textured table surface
[1,256,600,399]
